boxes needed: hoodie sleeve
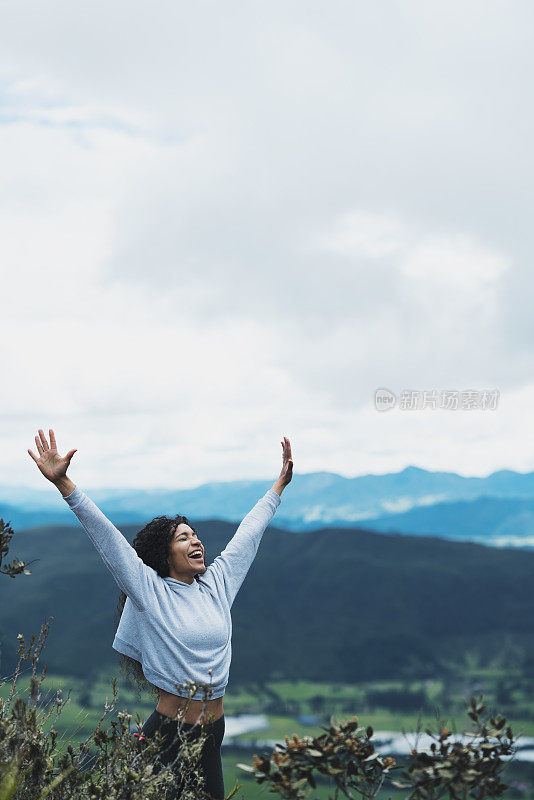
[203,489,281,608]
[62,487,155,612]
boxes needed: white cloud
[400,236,510,291]
[1,0,534,491]
[307,210,406,259]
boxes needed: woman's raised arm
[28,429,156,611]
[204,436,293,607]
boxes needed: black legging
[141,708,225,800]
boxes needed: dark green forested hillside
[2,517,534,684]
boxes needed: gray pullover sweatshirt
[62,486,281,698]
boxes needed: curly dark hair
[113,513,200,700]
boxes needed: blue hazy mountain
[3,466,534,545]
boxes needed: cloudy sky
[2,0,533,490]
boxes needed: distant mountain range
[3,466,534,546]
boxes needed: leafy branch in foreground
[0,620,238,800]
[0,517,38,578]
[391,695,517,799]
[238,696,518,800]
[238,715,396,799]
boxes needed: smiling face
[167,522,206,584]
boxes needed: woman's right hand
[28,429,77,484]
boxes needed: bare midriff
[156,687,224,725]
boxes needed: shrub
[238,697,518,799]
[0,620,235,799]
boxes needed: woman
[28,428,293,800]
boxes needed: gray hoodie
[62,486,281,698]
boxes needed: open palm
[28,429,77,483]
[279,436,293,486]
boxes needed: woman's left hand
[278,436,293,487]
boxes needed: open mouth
[189,551,204,562]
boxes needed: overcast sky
[2,0,534,490]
